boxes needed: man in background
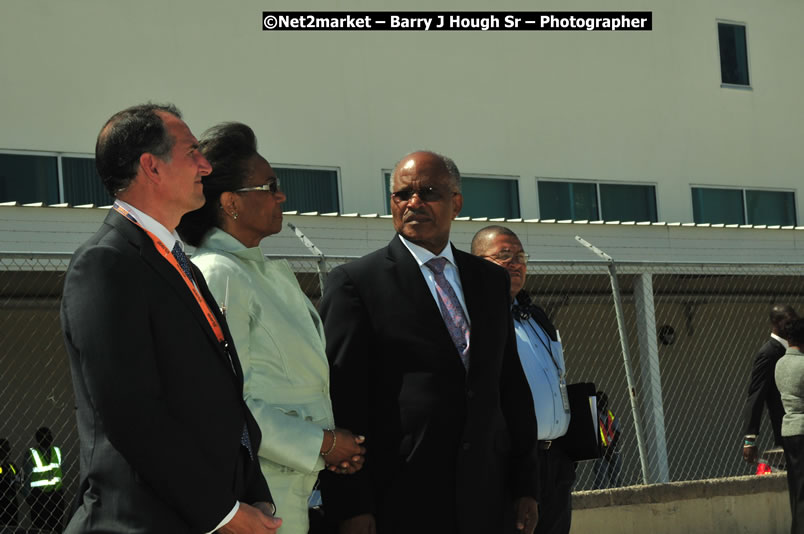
[472,225,575,534]
[742,304,798,464]
[24,427,64,532]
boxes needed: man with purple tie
[319,151,540,534]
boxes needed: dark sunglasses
[391,186,456,203]
[233,179,281,194]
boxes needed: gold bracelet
[321,429,337,457]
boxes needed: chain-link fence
[2,251,802,528]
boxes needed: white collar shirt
[398,234,470,322]
[114,199,184,253]
[772,332,790,349]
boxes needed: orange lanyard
[113,203,225,343]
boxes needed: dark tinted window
[692,187,744,224]
[745,190,796,226]
[461,177,520,219]
[600,183,657,222]
[0,154,59,204]
[276,168,339,213]
[718,23,749,86]
[62,157,113,206]
[538,181,598,220]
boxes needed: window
[692,187,796,225]
[0,152,112,205]
[599,183,657,222]
[538,181,597,220]
[718,22,750,86]
[62,157,113,206]
[461,176,520,219]
[381,171,520,219]
[275,166,339,213]
[538,180,657,222]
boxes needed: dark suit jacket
[319,236,539,534]
[60,210,271,533]
[742,337,787,446]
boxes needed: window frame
[536,177,660,222]
[716,20,752,90]
[690,184,797,226]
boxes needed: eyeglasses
[483,251,530,265]
[391,187,456,203]
[233,179,281,194]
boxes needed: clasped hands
[322,428,366,474]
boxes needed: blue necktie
[171,242,194,279]
[425,257,470,369]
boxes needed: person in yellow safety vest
[594,392,623,489]
[0,438,22,527]
[23,427,65,533]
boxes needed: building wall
[1,0,803,222]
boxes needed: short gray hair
[389,150,461,193]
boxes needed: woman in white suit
[178,122,364,534]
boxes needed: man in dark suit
[741,304,798,465]
[471,225,575,534]
[319,151,540,534]
[60,104,281,533]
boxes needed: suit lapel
[452,246,478,320]
[106,211,241,383]
[387,236,461,361]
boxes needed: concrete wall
[572,474,790,534]
[1,0,803,222]
[4,205,804,262]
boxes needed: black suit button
[463,442,471,451]
[466,390,475,399]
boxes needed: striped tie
[425,257,470,369]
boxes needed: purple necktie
[425,257,470,369]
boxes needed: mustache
[403,208,429,220]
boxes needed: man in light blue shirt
[472,225,575,534]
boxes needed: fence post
[287,222,328,297]
[633,272,670,483]
[575,236,650,484]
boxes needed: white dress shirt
[514,315,571,440]
[114,200,182,252]
[398,235,470,322]
[772,332,790,349]
[114,200,240,532]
